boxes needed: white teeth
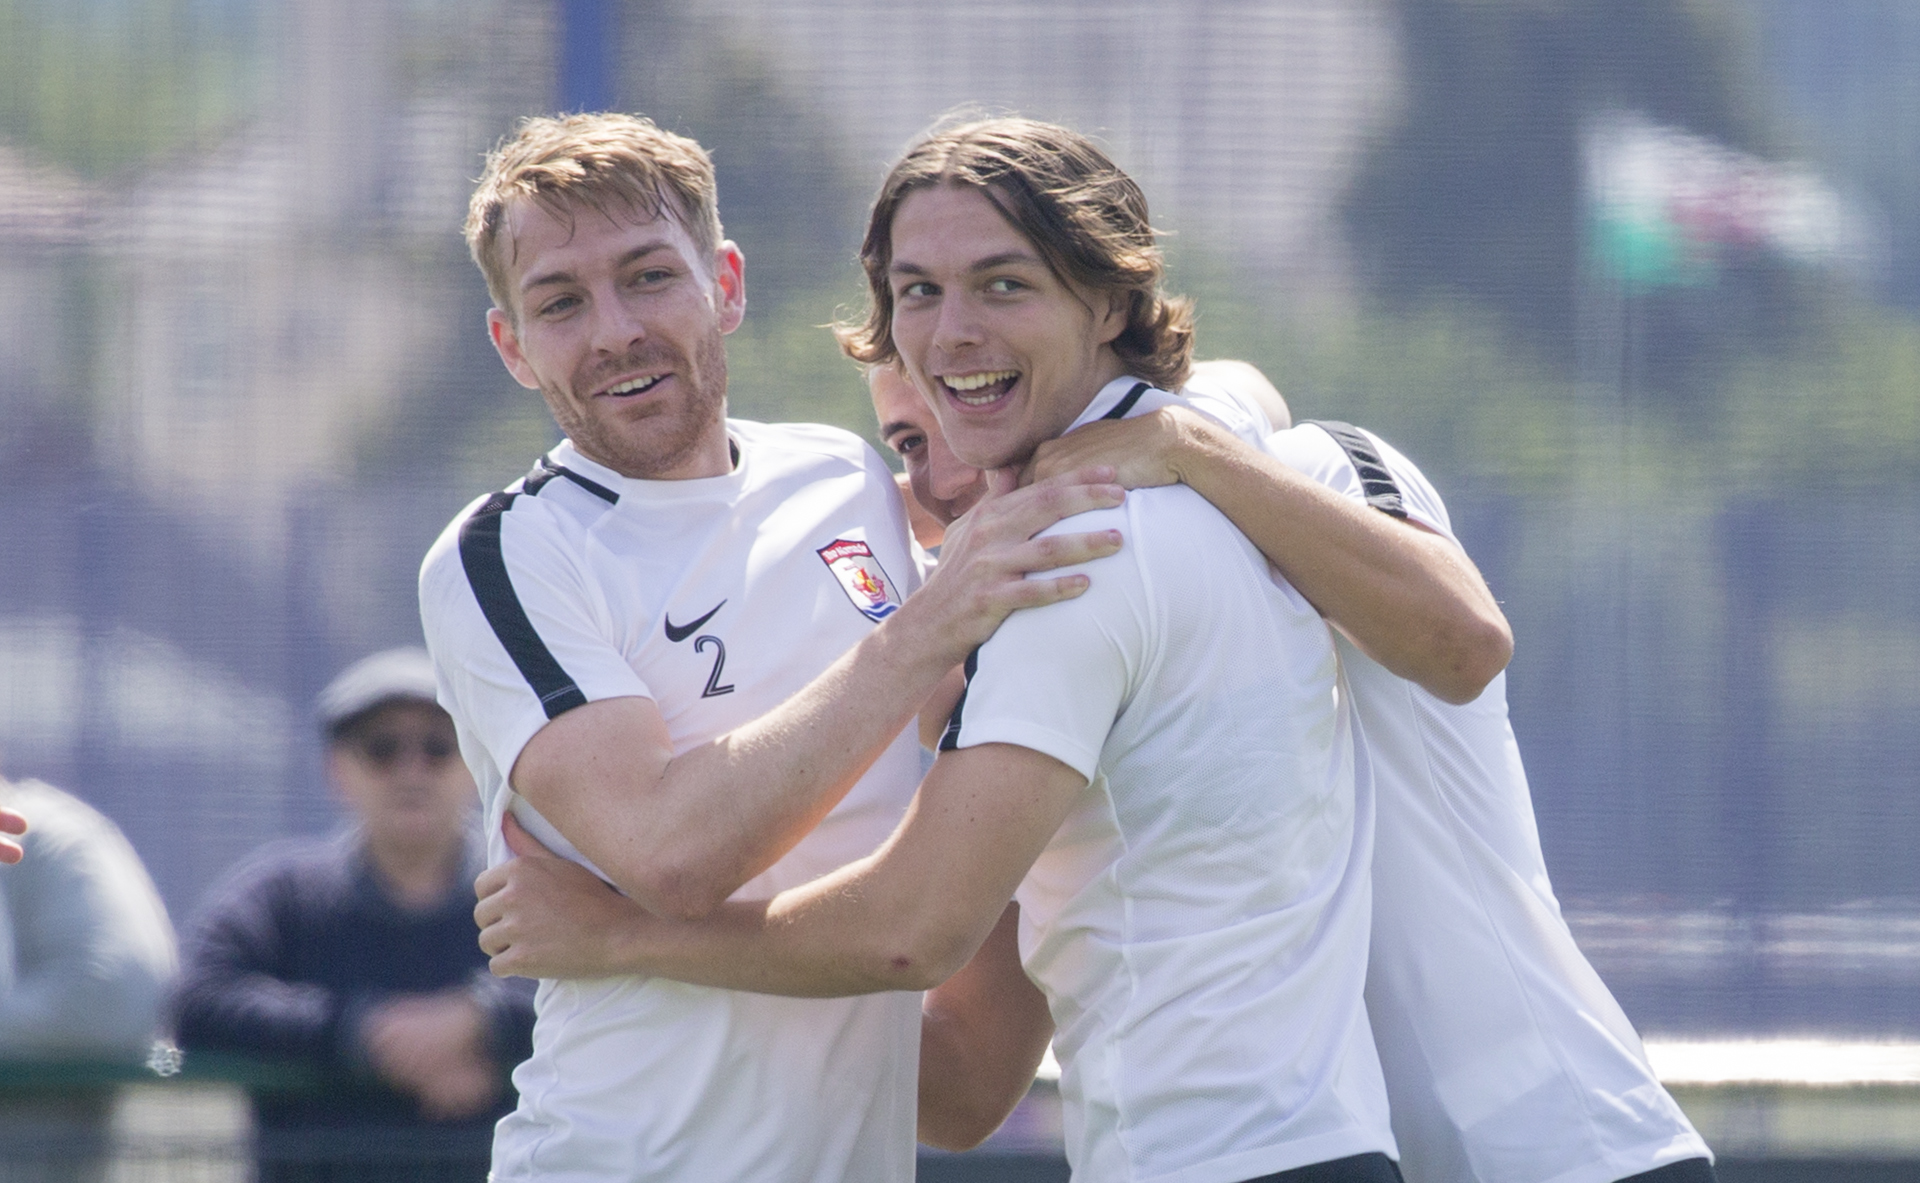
[943,370,1018,393]
[606,375,663,396]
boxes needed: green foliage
[1170,243,1920,503]
[1719,302,1920,492]
[723,286,877,447]
[0,0,261,178]
[613,4,870,315]
[1344,0,1776,365]
[1172,246,1589,492]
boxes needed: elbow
[1428,613,1514,705]
[647,875,730,924]
[616,856,734,923]
[919,1103,1007,1152]
[871,947,959,994]
[874,924,976,993]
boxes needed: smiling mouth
[940,370,1020,407]
[602,374,667,398]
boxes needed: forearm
[1171,421,1511,703]
[918,905,1055,1150]
[659,609,955,879]
[489,745,1080,1002]
[513,474,1124,920]
[483,832,964,994]
[602,858,971,997]
[524,606,956,920]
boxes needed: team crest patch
[818,537,902,622]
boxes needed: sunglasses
[354,733,459,770]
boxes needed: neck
[1009,356,1131,468]
[576,421,735,481]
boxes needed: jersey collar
[1066,376,1180,433]
[546,432,748,498]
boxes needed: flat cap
[317,647,441,734]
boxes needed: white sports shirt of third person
[940,376,1398,1183]
[419,421,924,1181]
[1257,421,1711,1183]
[1079,370,1707,1183]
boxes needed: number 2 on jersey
[693,635,734,698]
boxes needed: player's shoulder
[1178,375,1270,442]
[1277,421,1454,536]
[1123,481,1280,572]
[419,460,605,589]
[1030,485,1210,593]
[1032,496,1131,541]
[1130,479,1235,528]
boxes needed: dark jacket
[171,830,535,1137]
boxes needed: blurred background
[2,0,1917,1115]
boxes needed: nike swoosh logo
[664,600,726,643]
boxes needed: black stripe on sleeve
[1101,381,1153,421]
[936,647,981,753]
[1303,420,1409,520]
[457,491,590,720]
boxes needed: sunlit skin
[889,184,1128,472]
[870,364,987,547]
[486,199,745,480]
[0,805,25,864]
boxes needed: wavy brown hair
[837,117,1194,392]
[465,113,723,323]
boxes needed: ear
[711,241,747,334]
[1092,288,1130,348]
[487,308,542,391]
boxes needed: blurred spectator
[171,647,534,1180]
[0,775,178,1181]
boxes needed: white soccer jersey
[1266,423,1710,1183]
[419,422,925,1183]
[943,378,1396,1183]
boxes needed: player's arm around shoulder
[481,512,1141,994]
[1029,405,1512,704]
[462,467,1130,924]
[482,743,1087,999]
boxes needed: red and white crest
[817,537,902,623]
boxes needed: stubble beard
[546,329,730,479]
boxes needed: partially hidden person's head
[319,648,474,856]
[840,116,1194,472]
[467,112,744,480]
[869,363,986,541]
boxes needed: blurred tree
[0,0,262,178]
[612,0,871,318]
[1343,0,1795,382]
[1759,0,1920,310]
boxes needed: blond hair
[838,117,1194,392]
[465,112,724,319]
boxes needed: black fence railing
[5,1054,1920,1182]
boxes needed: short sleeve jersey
[1266,423,1710,1183]
[942,378,1396,1183]
[419,422,925,1183]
